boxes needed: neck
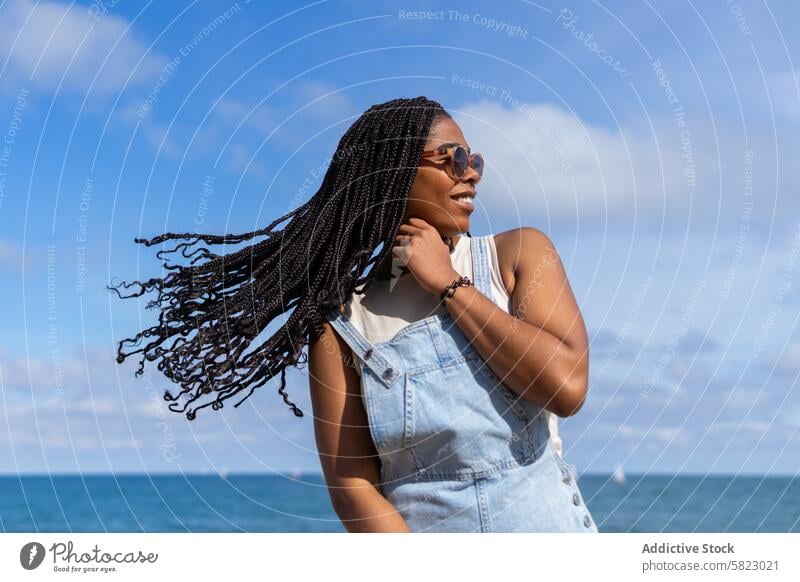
[372,233,461,282]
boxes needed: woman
[109,96,597,533]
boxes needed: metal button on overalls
[326,234,599,533]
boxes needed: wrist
[430,270,461,296]
[437,273,474,302]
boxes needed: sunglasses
[420,143,484,180]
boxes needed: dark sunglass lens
[453,146,469,177]
[472,153,484,176]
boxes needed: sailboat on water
[612,463,626,484]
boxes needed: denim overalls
[325,234,598,533]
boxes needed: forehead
[426,117,469,150]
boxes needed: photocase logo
[388,256,409,293]
[20,542,46,570]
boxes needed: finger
[406,217,431,229]
[397,223,423,234]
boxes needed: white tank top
[343,234,563,457]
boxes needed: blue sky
[0,0,798,476]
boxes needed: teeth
[454,196,471,203]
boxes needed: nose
[461,162,481,185]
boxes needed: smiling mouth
[451,194,475,212]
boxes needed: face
[402,116,481,237]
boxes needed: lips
[450,191,475,212]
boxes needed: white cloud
[0,0,166,95]
[214,98,278,135]
[453,99,799,230]
[0,239,39,272]
[454,100,663,224]
[295,79,359,123]
[0,344,315,470]
[0,239,22,269]
[204,80,358,160]
[768,71,800,121]
[769,342,800,373]
[604,422,691,445]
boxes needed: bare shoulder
[493,227,558,297]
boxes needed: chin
[424,214,469,237]
[435,224,468,238]
[453,220,470,234]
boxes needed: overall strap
[323,307,403,389]
[470,235,493,297]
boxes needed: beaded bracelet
[439,275,474,301]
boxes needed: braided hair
[108,96,451,421]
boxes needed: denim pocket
[468,357,529,423]
[403,352,535,477]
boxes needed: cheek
[407,168,452,212]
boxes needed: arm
[440,227,589,417]
[308,317,412,532]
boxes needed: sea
[1,473,797,532]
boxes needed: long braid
[108,96,451,421]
